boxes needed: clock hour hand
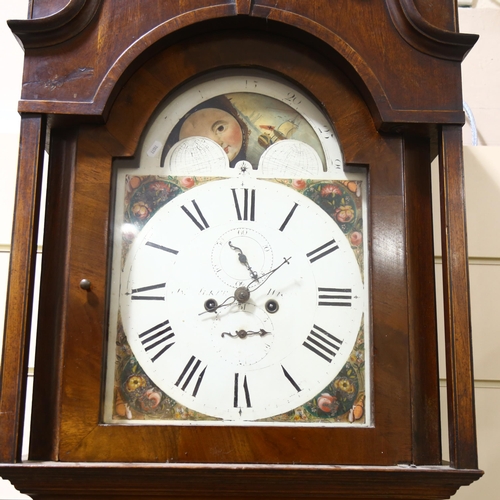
[199,295,236,315]
[221,329,271,339]
[228,241,259,280]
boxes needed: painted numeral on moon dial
[303,324,343,363]
[175,356,207,397]
[306,238,339,263]
[234,373,252,408]
[139,319,175,362]
[129,282,166,301]
[232,188,255,221]
[318,287,352,307]
[181,200,209,231]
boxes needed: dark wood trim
[0,114,46,462]
[403,135,441,464]
[28,128,79,461]
[12,2,476,131]
[235,0,253,15]
[385,0,478,61]
[438,125,478,469]
[0,462,483,499]
[7,0,102,49]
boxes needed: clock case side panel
[27,124,128,463]
[346,134,441,466]
[403,136,441,465]
[28,128,79,461]
[0,115,46,463]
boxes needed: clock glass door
[103,70,370,427]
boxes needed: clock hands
[227,241,291,286]
[228,241,259,280]
[199,257,291,316]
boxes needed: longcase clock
[0,0,483,498]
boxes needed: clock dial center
[234,286,251,303]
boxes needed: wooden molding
[235,0,253,15]
[11,1,476,131]
[0,462,483,499]
[385,0,478,61]
[0,115,46,462]
[7,0,102,49]
[439,125,478,469]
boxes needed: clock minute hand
[248,257,292,293]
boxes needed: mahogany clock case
[25,30,440,467]
[0,1,483,498]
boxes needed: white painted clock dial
[120,175,364,421]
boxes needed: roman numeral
[282,365,301,392]
[232,188,255,221]
[317,287,352,307]
[129,282,166,300]
[303,324,343,363]
[306,238,339,263]
[234,373,252,408]
[145,241,179,255]
[139,319,175,362]
[181,200,209,231]
[175,356,207,397]
[279,203,298,231]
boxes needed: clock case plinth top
[0,462,484,500]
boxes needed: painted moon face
[179,108,243,161]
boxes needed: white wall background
[0,2,499,498]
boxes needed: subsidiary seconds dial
[211,227,274,288]
[120,175,364,421]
